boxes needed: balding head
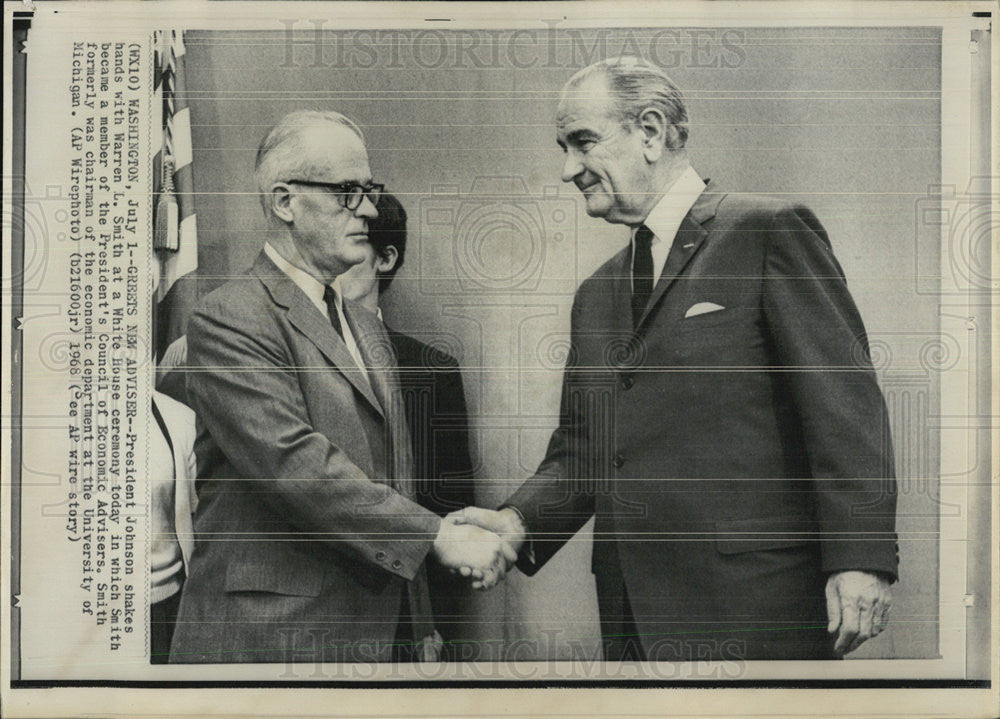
[562,57,688,150]
[254,110,366,222]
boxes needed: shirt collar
[263,242,332,317]
[631,164,706,247]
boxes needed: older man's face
[339,241,380,303]
[287,124,378,282]
[555,76,650,225]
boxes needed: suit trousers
[150,589,182,664]
[595,543,646,662]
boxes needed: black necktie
[322,286,344,338]
[631,224,655,328]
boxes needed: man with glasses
[169,111,514,664]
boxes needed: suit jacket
[506,187,898,660]
[387,329,476,514]
[169,251,441,664]
[387,328,476,645]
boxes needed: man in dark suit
[340,192,477,651]
[454,58,898,661]
[169,111,514,664]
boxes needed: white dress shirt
[150,391,197,604]
[264,243,369,376]
[630,164,706,289]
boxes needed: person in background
[149,390,197,663]
[154,334,189,406]
[341,192,477,656]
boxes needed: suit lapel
[345,303,394,422]
[252,252,383,417]
[346,303,415,491]
[635,184,723,331]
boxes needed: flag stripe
[159,213,198,300]
[172,108,193,171]
[174,162,196,219]
[153,29,199,359]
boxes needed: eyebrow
[565,129,596,145]
[307,172,374,185]
[557,131,592,151]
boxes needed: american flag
[152,30,198,361]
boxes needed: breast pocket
[676,306,743,330]
[668,308,765,364]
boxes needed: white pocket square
[684,302,726,318]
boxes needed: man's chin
[583,198,611,219]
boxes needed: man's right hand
[446,506,527,555]
[432,518,517,590]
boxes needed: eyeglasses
[285,180,384,211]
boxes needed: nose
[561,150,584,184]
[356,194,379,220]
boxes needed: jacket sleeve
[186,301,441,582]
[762,204,899,580]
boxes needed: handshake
[431,507,527,590]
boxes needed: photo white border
[2,1,996,716]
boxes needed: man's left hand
[825,570,893,654]
[445,507,526,590]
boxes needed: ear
[636,107,669,163]
[270,183,295,224]
[376,245,399,274]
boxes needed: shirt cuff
[500,504,535,566]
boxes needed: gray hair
[254,110,366,218]
[565,57,688,150]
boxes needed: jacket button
[392,560,402,569]
[620,374,634,390]
[375,551,387,562]
[612,453,625,469]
